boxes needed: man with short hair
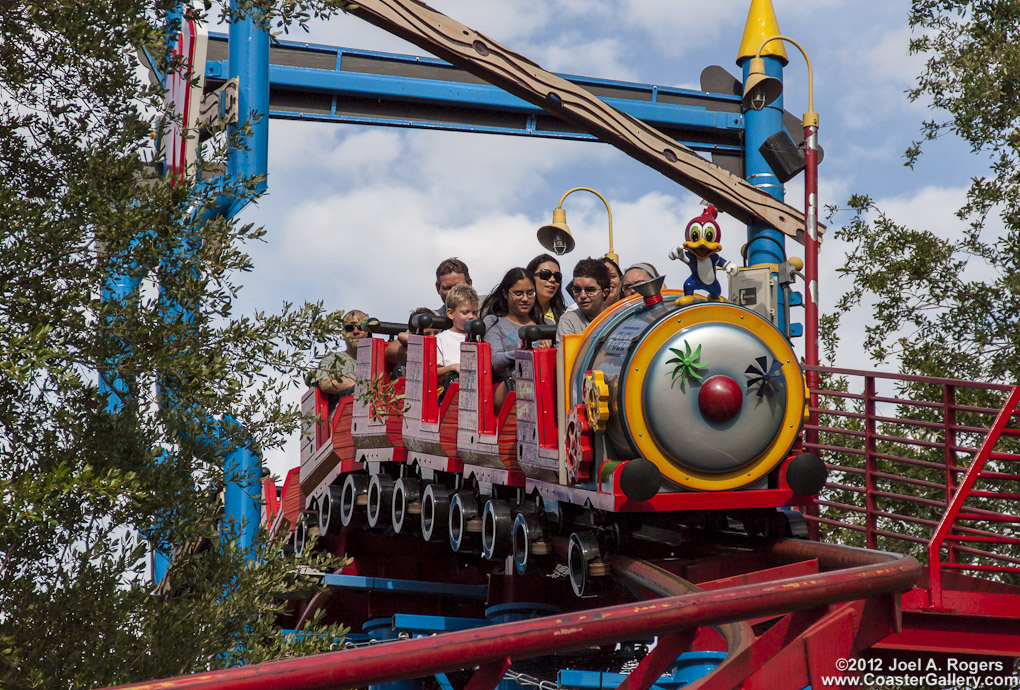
[621,262,662,298]
[556,258,611,345]
[434,257,472,315]
[307,309,369,401]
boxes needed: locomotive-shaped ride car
[276,274,826,597]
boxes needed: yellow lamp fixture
[538,187,619,264]
[741,35,818,129]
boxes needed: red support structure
[927,385,1020,610]
[803,366,1020,555]
[464,657,511,690]
[942,385,959,566]
[99,544,919,690]
[863,375,878,550]
[617,630,698,690]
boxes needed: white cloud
[861,26,924,87]
[526,36,639,82]
[617,0,749,58]
[427,1,552,44]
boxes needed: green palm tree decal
[666,341,708,385]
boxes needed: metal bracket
[198,76,238,129]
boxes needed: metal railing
[804,365,1020,597]
[98,542,919,690]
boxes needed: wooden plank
[351,336,407,450]
[331,399,355,460]
[344,0,817,242]
[497,392,520,472]
[281,467,303,534]
[439,382,461,457]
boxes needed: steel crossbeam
[203,34,746,164]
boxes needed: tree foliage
[0,2,355,688]
[817,1,1020,575]
[824,1,1020,386]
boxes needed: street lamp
[537,187,619,265]
[742,35,819,374]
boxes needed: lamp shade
[742,56,782,111]
[537,207,575,255]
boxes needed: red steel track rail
[102,541,918,690]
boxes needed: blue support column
[100,266,142,414]
[363,619,425,690]
[227,3,270,217]
[212,1,270,563]
[101,256,174,582]
[222,435,261,559]
[741,54,792,335]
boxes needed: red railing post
[942,384,958,565]
[864,376,877,550]
[805,366,821,541]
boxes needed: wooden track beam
[340,0,818,243]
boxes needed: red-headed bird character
[668,204,738,306]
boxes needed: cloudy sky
[223,1,989,474]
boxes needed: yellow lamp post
[537,187,618,265]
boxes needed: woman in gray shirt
[480,267,547,410]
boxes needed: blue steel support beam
[220,4,269,560]
[222,435,261,560]
[741,54,797,336]
[321,573,489,600]
[101,250,173,582]
[204,35,745,155]
[226,11,269,214]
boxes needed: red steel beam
[100,542,919,690]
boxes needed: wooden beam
[341,0,818,243]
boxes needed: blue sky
[227,1,991,474]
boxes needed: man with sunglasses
[307,309,369,400]
[556,258,611,346]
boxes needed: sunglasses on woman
[535,269,562,283]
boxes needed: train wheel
[449,491,481,553]
[481,499,512,560]
[366,474,395,530]
[420,484,451,542]
[512,511,547,574]
[568,531,607,598]
[340,474,369,528]
[391,477,421,535]
[318,486,344,536]
[292,510,312,556]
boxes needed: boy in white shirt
[435,283,479,378]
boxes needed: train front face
[571,296,805,491]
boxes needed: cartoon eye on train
[271,266,827,597]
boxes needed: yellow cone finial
[737,0,788,64]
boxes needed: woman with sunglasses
[526,253,566,323]
[480,267,546,410]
